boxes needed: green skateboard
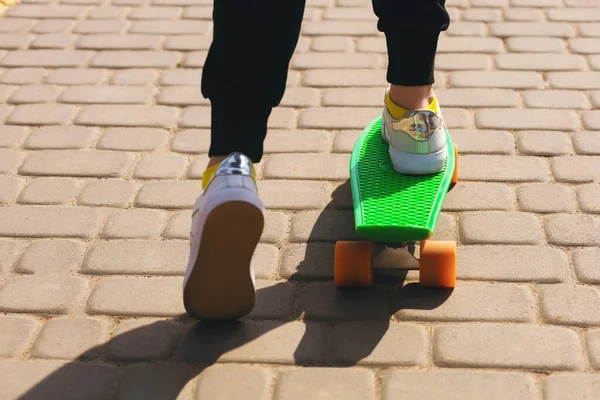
[334,116,458,288]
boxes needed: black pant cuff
[384,29,441,86]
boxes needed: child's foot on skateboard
[381,88,448,175]
[183,152,264,320]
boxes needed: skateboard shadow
[14,181,454,400]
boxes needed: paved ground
[0,0,599,398]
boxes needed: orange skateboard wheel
[419,240,456,288]
[334,241,373,288]
[451,143,458,185]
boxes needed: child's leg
[184,0,306,320]
[373,0,450,109]
[201,0,307,167]
[373,0,451,175]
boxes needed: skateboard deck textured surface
[350,116,455,243]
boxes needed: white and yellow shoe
[183,152,264,320]
[381,89,448,175]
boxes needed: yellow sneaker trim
[386,91,439,120]
[201,162,257,190]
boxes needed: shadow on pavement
[17,180,453,400]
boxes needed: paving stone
[434,323,583,370]
[0,176,25,204]
[76,105,179,128]
[73,20,127,34]
[290,210,356,242]
[83,240,187,275]
[112,69,158,85]
[437,88,520,108]
[160,68,202,86]
[33,20,76,34]
[311,36,354,52]
[582,110,600,130]
[257,180,330,210]
[496,53,586,71]
[0,33,31,49]
[381,370,537,400]
[460,211,543,244]
[443,182,513,211]
[280,87,321,107]
[540,284,600,327]
[31,317,108,360]
[263,154,349,180]
[130,5,181,19]
[292,53,381,69]
[446,21,486,36]
[194,364,273,400]
[551,156,600,182]
[101,209,167,239]
[572,247,600,284]
[476,108,579,131]
[60,85,153,104]
[544,373,600,400]
[299,282,390,321]
[321,87,384,107]
[133,154,188,180]
[0,240,23,274]
[489,22,575,37]
[0,361,118,400]
[157,86,208,106]
[24,126,97,150]
[436,53,491,70]
[46,68,106,85]
[394,281,534,322]
[516,183,576,213]
[31,33,76,49]
[105,319,179,361]
[0,125,27,148]
[9,85,61,104]
[459,155,550,182]
[161,210,191,239]
[449,70,544,89]
[86,277,185,317]
[457,245,569,283]
[246,280,297,320]
[516,131,572,156]
[580,22,600,37]
[90,51,180,68]
[0,316,38,357]
[18,177,79,205]
[264,130,330,154]
[0,18,36,33]
[20,150,134,177]
[17,239,85,274]
[548,72,600,89]
[587,330,600,369]
[2,50,90,67]
[7,4,88,18]
[548,7,600,21]
[576,184,600,213]
[130,20,209,34]
[163,35,211,51]
[274,368,376,400]
[545,214,600,246]
[180,320,328,365]
[1,68,46,84]
[506,37,565,53]
[439,36,504,53]
[252,244,281,280]
[135,180,200,209]
[96,128,167,151]
[523,90,589,110]
[0,275,86,314]
[185,155,210,179]
[78,179,137,207]
[303,68,386,87]
[8,103,76,125]
[182,51,208,68]
[280,242,334,280]
[0,206,106,238]
[450,130,515,154]
[0,149,24,173]
[114,363,194,400]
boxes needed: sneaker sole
[183,200,264,320]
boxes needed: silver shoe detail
[391,109,444,142]
[214,152,254,178]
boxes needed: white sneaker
[381,90,448,175]
[183,152,264,320]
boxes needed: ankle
[389,85,434,110]
[207,156,226,169]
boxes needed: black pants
[202,0,450,163]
